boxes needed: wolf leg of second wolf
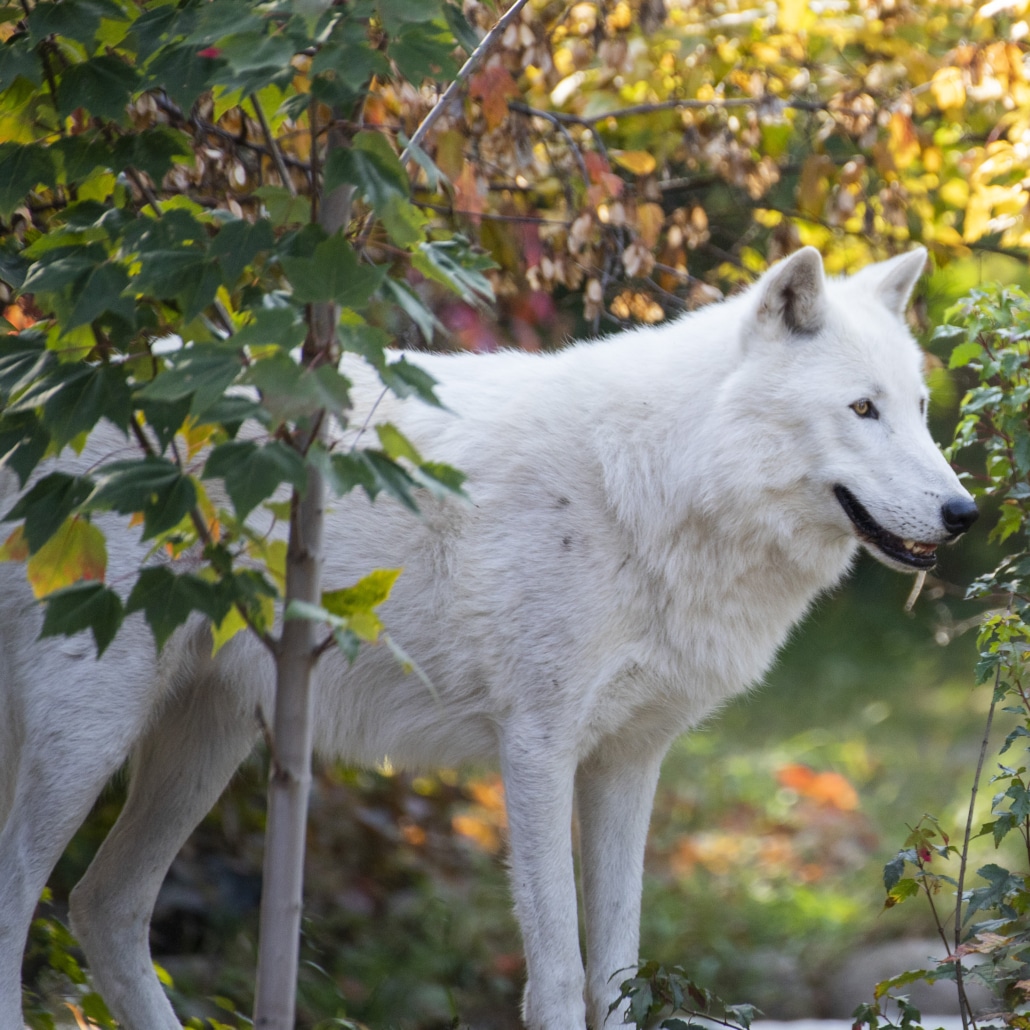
[0,719,143,1028]
[69,674,260,1030]
[577,742,667,1029]
[500,719,588,1030]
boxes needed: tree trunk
[252,171,353,1028]
[252,462,326,1028]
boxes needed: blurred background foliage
[7,0,1030,1023]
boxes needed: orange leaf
[454,161,486,220]
[0,525,28,562]
[888,112,920,170]
[469,65,519,131]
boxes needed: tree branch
[250,93,298,197]
[399,0,532,164]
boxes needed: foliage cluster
[852,286,1030,1025]
[353,0,1030,338]
[0,0,492,658]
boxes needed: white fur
[0,248,974,1030]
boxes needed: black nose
[941,496,979,536]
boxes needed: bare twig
[251,93,298,197]
[399,0,533,165]
[953,643,1007,1030]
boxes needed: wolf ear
[850,247,927,317]
[751,247,826,336]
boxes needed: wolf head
[738,246,977,573]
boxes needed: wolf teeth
[904,540,936,556]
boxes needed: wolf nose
[941,496,979,536]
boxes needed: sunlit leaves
[286,567,401,660]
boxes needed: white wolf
[0,247,977,1030]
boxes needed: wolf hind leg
[0,665,155,1029]
[69,667,262,1030]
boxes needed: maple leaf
[469,65,519,131]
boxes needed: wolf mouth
[833,485,938,569]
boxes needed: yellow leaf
[322,568,402,619]
[931,66,966,110]
[611,150,657,177]
[27,518,107,599]
[636,202,665,249]
[211,605,246,655]
[798,154,834,218]
[778,0,811,32]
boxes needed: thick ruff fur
[0,248,976,1029]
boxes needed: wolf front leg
[500,721,587,1030]
[576,738,668,1029]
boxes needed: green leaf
[3,472,95,553]
[88,457,198,539]
[0,35,42,90]
[883,853,906,892]
[0,334,55,399]
[376,422,422,464]
[57,54,140,122]
[214,31,299,95]
[412,459,467,499]
[21,244,104,295]
[241,350,351,423]
[254,185,310,228]
[948,339,982,369]
[389,23,457,82]
[134,395,191,454]
[361,450,420,512]
[443,2,479,53]
[0,413,50,487]
[379,355,444,406]
[323,130,409,210]
[0,144,57,218]
[10,362,132,447]
[411,238,495,303]
[279,232,387,307]
[112,127,192,182]
[39,580,124,658]
[143,41,221,110]
[203,440,307,521]
[230,307,307,353]
[125,566,232,651]
[67,262,133,329]
[137,344,243,416]
[319,449,376,498]
[887,877,921,905]
[27,0,128,46]
[382,277,444,344]
[209,217,275,284]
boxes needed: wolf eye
[851,399,879,419]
